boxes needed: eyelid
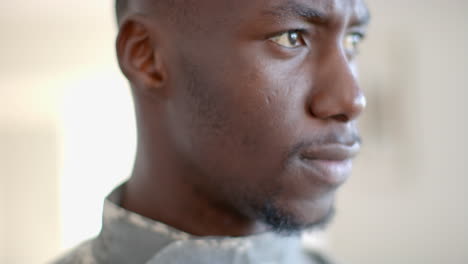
[352,32,365,40]
[267,28,307,40]
[347,29,367,40]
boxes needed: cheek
[201,62,305,172]
[169,46,310,183]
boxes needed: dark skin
[117,0,370,237]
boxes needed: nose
[308,50,366,122]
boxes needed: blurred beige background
[1,0,467,263]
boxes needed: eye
[270,30,306,48]
[343,32,364,56]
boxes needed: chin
[255,196,336,235]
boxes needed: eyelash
[350,32,365,42]
[268,29,307,40]
[268,29,308,48]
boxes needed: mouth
[299,143,360,186]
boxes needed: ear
[116,18,167,96]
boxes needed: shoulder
[304,248,342,264]
[50,240,99,264]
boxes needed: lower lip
[300,159,353,186]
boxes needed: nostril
[331,114,349,122]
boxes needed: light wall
[1,0,467,263]
[0,1,126,262]
[331,0,468,263]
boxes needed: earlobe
[116,19,166,95]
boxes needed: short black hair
[115,0,127,23]
[114,0,194,28]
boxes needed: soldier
[53,0,370,263]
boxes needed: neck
[121,138,269,237]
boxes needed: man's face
[158,0,369,232]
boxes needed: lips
[299,142,361,185]
[300,143,360,161]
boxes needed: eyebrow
[350,7,371,27]
[262,1,329,25]
[262,1,371,27]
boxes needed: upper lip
[300,142,361,161]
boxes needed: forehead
[257,0,369,25]
[265,0,364,14]
[181,0,369,28]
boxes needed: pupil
[288,32,298,45]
